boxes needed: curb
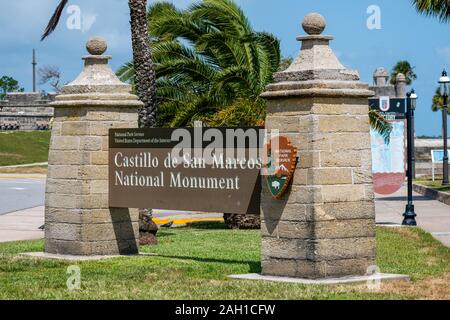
[0,175,47,179]
[413,183,450,206]
[153,217,224,226]
[0,162,48,169]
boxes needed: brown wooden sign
[108,128,263,214]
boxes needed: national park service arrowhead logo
[263,136,298,199]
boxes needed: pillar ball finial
[302,13,326,35]
[86,37,107,55]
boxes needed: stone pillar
[395,73,407,98]
[260,13,376,279]
[44,37,143,256]
[373,67,389,87]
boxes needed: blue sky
[1,0,450,136]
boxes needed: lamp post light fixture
[402,90,418,226]
[438,70,450,186]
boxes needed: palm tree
[118,0,280,128]
[412,0,450,22]
[390,60,417,85]
[432,87,450,114]
[41,0,156,128]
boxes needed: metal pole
[403,92,417,226]
[443,95,449,185]
[411,109,416,179]
[32,49,37,93]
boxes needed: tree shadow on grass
[186,221,228,230]
[154,254,261,273]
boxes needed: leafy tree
[0,76,24,99]
[390,60,417,85]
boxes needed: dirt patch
[379,273,450,299]
[392,227,421,241]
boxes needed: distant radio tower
[32,49,37,92]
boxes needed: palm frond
[41,0,69,41]
[369,109,393,144]
[412,0,450,23]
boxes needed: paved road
[0,177,46,215]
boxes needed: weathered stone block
[262,238,309,260]
[45,208,82,224]
[320,150,362,167]
[48,151,84,165]
[309,201,375,221]
[61,121,89,136]
[330,133,371,151]
[45,223,81,241]
[261,258,300,278]
[297,151,320,169]
[261,220,311,239]
[317,115,369,133]
[80,194,109,209]
[292,169,308,185]
[352,168,373,184]
[287,185,322,204]
[45,179,83,195]
[82,208,139,224]
[313,219,376,239]
[80,165,108,180]
[307,168,353,185]
[320,185,367,203]
[86,110,121,121]
[261,202,309,222]
[311,237,376,261]
[90,151,109,165]
[51,136,80,150]
[45,194,81,209]
[47,165,79,179]
[80,136,103,151]
[82,221,139,241]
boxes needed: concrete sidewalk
[0,206,44,243]
[376,186,450,246]
[0,162,48,169]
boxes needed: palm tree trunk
[129,0,158,244]
[129,0,157,128]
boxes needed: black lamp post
[438,70,449,186]
[402,90,418,226]
[411,89,417,179]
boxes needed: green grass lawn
[0,131,50,166]
[0,224,448,300]
[415,177,450,194]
